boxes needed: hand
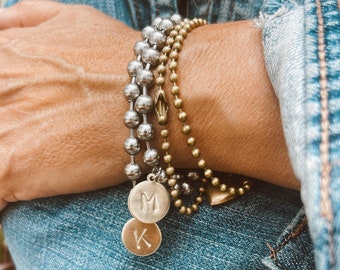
[0,0,139,209]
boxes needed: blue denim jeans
[1,0,322,269]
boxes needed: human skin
[0,0,299,210]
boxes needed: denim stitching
[315,0,335,267]
[266,217,308,270]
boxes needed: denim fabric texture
[1,0,323,269]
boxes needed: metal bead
[135,94,153,114]
[192,148,200,158]
[168,61,178,71]
[174,25,182,31]
[169,51,178,60]
[186,207,193,215]
[211,177,220,186]
[159,54,168,63]
[182,182,193,196]
[160,129,169,138]
[166,37,175,45]
[220,184,227,192]
[124,137,141,155]
[136,69,154,87]
[171,85,180,95]
[183,24,191,32]
[162,46,171,55]
[124,110,140,128]
[182,124,191,134]
[163,154,172,164]
[189,21,195,29]
[162,142,170,151]
[198,159,206,168]
[179,28,187,37]
[171,14,182,24]
[244,184,251,191]
[149,31,166,47]
[157,170,169,184]
[171,189,179,198]
[169,30,178,38]
[172,174,183,181]
[196,196,203,204]
[123,83,140,102]
[127,60,143,76]
[193,18,199,25]
[157,64,166,74]
[142,47,160,64]
[141,25,155,40]
[168,178,177,187]
[178,111,187,122]
[166,166,175,175]
[134,41,150,56]
[187,171,200,181]
[143,148,159,166]
[175,35,184,43]
[169,73,178,82]
[152,17,162,28]
[179,206,187,214]
[173,41,182,51]
[191,203,198,212]
[238,187,245,195]
[228,187,236,195]
[158,19,174,34]
[204,169,213,178]
[187,137,195,147]
[155,77,165,86]
[174,199,182,208]
[125,163,142,180]
[198,187,206,193]
[137,123,154,141]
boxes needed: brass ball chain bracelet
[122,15,252,257]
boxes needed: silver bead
[143,148,159,166]
[157,170,169,184]
[149,31,166,47]
[142,25,155,40]
[123,83,140,101]
[134,41,150,56]
[172,174,184,181]
[182,181,193,196]
[173,183,182,196]
[127,60,143,76]
[124,110,140,128]
[158,19,174,34]
[124,137,141,155]
[125,163,142,180]
[187,171,200,181]
[136,69,154,87]
[137,123,154,140]
[171,14,182,24]
[142,47,160,64]
[135,94,153,114]
[152,17,163,28]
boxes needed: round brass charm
[128,180,170,223]
[122,218,162,256]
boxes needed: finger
[0,0,63,30]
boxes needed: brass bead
[175,25,182,31]
[179,206,187,214]
[182,124,191,134]
[174,199,182,208]
[204,169,213,178]
[183,24,191,32]
[169,73,178,82]
[186,207,193,215]
[197,159,206,168]
[220,184,227,192]
[155,76,165,86]
[157,65,166,74]
[178,111,187,122]
[159,54,168,63]
[191,204,198,212]
[175,35,184,43]
[192,148,200,158]
[180,21,185,27]
[168,61,178,71]
[179,29,187,37]
[162,46,171,54]
[238,187,245,195]
[196,196,203,204]
[162,142,170,151]
[189,21,195,28]
[163,154,172,163]
[168,177,176,187]
[198,186,206,193]
[166,37,175,45]
[173,98,183,108]
[228,187,236,195]
[170,30,178,37]
[198,18,203,24]
[201,178,208,184]
[160,129,169,138]
[171,85,180,95]
[169,51,178,60]
[243,184,251,191]
[193,18,199,25]
[173,41,182,51]
[211,177,220,186]
[171,189,179,198]
[166,166,175,175]
[157,115,167,124]
[187,137,195,146]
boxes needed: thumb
[0,0,63,29]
